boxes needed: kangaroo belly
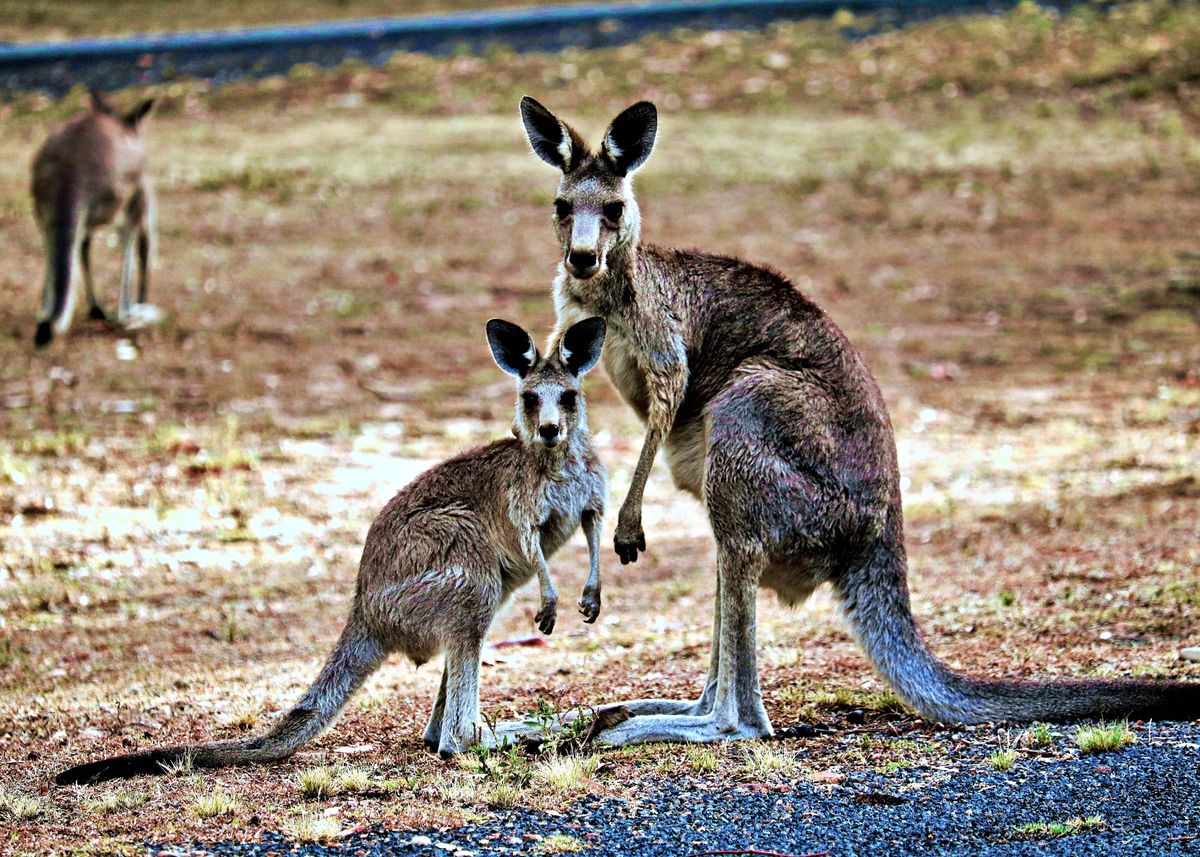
[602,332,650,421]
[664,418,707,498]
[759,558,830,607]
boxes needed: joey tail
[36,182,81,347]
[56,620,385,785]
[836,508,1200,724]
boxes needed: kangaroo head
[486,317,606,450]
[520,97,657,281]
[89,88,158,133]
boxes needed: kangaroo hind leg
[437,637,483,759]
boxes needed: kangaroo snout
[538,423,560,445]
[566,249,599,278]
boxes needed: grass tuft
[538,833,587,854]
[684,744,720,773]
[157,750,195,777]
[1074,721,1136,754]
[1010,815,1105,840]
[530,754,600,793]
[0,787,49,822]
[738,742,801,779]
[285,810,341,844]
[987,749,1019,771]
[84,789,148,815]
[192,787,239,819]
[1022,722,1054,748]
[297,764,373,799]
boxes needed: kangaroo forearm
[582,508,603,592]
[623,424,664,513]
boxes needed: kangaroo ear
[88,88,115,115]
[487,318,537,378]
[123,98,157,129]
[560,317,606,376]
[601,101,657,176]
[520,96,582,173]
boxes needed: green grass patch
[1009,814,1105,840]
[1074,721,1136,754]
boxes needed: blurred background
[0,0,1198,849]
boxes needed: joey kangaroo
[56,317,609,784]
[30,89,159,347]
[519,95,1199,744]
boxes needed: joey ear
[559,317,606,376]
[520,95,583,172]
[487,318,537,378]
[601,101,657,176]
[124,98,157,129]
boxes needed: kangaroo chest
[537,463,594,558]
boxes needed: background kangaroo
[519,95,1199,744]
[57,317,608,784]
[30,89,158,347]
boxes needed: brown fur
[56,319,608,784]
[30,89,157,347]
[520,96,1199,744]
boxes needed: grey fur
[30,89,158,347]
[56,318,608,784]
[521,97,1199,744]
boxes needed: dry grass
[284,810,342,844]
[83,789,149,816]
[530,755,601,793]
[738,743,802,780]
[192,787,240,819]
[0,787,49,822]
[0,2,1198,853]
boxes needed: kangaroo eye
[554,199,572,219]
[522,393,538,410]
[559,390,577,409]
[602,201,624,223]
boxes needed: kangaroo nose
[538,424,559,441]
[568,250,597,271]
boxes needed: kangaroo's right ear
[487,318,537,378]
[520,96,583,173]
[123,98,158,129]
[559,317,606,376]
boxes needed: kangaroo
[56,317,609,784]
[519,96,1199,745]
[30,89,159,347]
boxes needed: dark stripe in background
[0,0,1071,97]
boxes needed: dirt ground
[0,3,1198,854]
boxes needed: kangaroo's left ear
[123,98,157,129]
[601,101,657,176]
[487,318,537,378]
[559,317,606,376]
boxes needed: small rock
[409,835,433,846]
[847,709,866,725]
[1180,647,1200,662]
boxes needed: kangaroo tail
[835,509,1199,724]
[35,181,81,347]
[56,620,385,785]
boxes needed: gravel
[150,722,1200,857]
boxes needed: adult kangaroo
[519,95,1199,744]
[30,89,159,347]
